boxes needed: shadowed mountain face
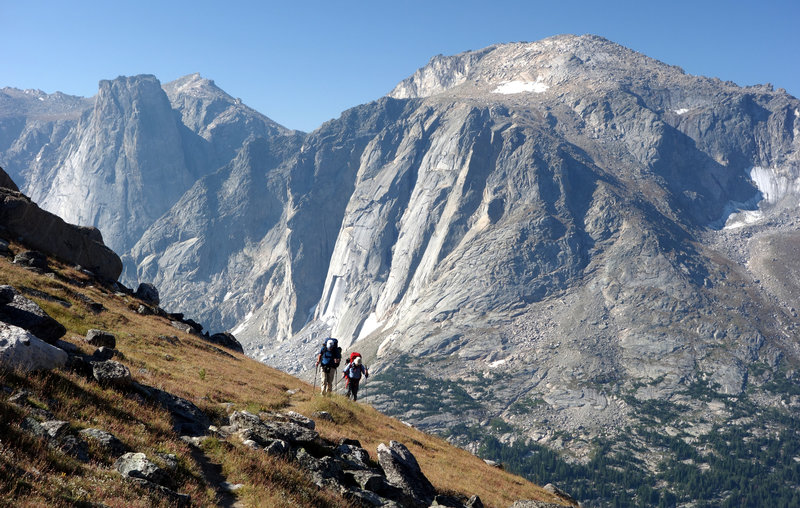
[3,34,800,503]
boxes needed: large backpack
[320,338,342,368]
[346,351,362,365]
[346,363,364,380]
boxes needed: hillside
[0,243,569,507]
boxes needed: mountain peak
[162,73,227,102]
[388,34,687,100]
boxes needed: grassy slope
[0,246,567,508]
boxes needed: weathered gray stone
[170,321,198,335]
[207,332,243,353]
[0,289,66,344]
[134,383,211,437]
[85,329,116,348]
[263,439,290,456]
[377,441,436,506]
[337,443,372,470]
[41,420,70,439]
[115,452,171,487]
[13,250,47,270]
[295,447,344,489]
[91,360,132,387]
[509,501,567,508]
[79,428,127,457]
[229,410,319,447]
[135,283,160,305]
[0,322,68,371]
[466,494,484,508]
[542,483,578,506]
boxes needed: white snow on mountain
[492,80,549,95]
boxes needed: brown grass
[0,244,566,507]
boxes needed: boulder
[85,329,116,348]
[79,428,127,457]
[13,250,48,270]
[295,447,344,489]
[344,469,399,495]
[263,439,291,456]
[0,177,122,281]
[466,494,485,508]
[135,283,160,305]
[337,443,372,470]
[115,452,171,488]
[207,332,244,354]
[0,286,66,344]
[0,285,15,304]
[0,239,9,257]
[133,383,211,436]
[543,483,579,506]
[91,360,132,387]
[377,441,436,507]
[509,501,567,508]
[0,322,68,371]
[171,321,198,335]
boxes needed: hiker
[342,355,368,401]
[316,338,341,396]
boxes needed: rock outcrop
[0,322,68,371]
[0,285,66,344]
[0,168,122,280]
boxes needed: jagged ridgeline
[2,33,800,506]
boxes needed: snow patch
[232,311,254,336]
[749,166,800,204]
[356,313,383,341]
[723,209,764,230]
[493,79,549,95]
[223,291,234,302]
[489,359,508,368]
[674,108,690,115]
[321,276,346,321]
[722,165,800,229]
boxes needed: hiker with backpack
[342,353,368,401]
[316,338,342,396]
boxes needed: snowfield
[492,80,549,94]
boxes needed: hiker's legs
[351,379,360,401]
[322,368,335,395]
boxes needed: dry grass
[0,244,565,507]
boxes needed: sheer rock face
[129,36,800,449]
[0,74,292,256]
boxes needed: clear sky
[2,0,798,132]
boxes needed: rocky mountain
[4,34,800,505]
[0,74,294,255]
[126,35,800,505]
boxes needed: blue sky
[3,0,799,132]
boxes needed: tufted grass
[0,244,567,507]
